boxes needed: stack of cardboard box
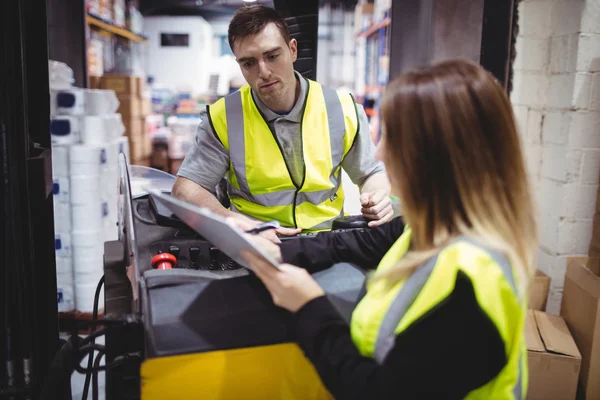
[526,310,581,400]
[353,2,373,35]
[526,187,600,399]
[527,269,582,399]
[559,188,600,400]
[90,75,152,165]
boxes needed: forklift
[0,0,518,398]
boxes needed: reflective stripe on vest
[208,80,358,230]
[373,237,524,399]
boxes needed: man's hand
[275,226,302,237]
[360,190,393,227]
[228,217,300,244]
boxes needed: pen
[245,220,281,234]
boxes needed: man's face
[232,23,297,111]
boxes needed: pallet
[58,310,105,334]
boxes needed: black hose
[81,275,104,400]
[92,353,104,400]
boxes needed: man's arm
[359,172,393,225]
[341,104,393,226]
[173,111,298,242]
[172,176,238,219]
[173,111,243,218]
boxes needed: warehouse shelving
[87,13,147,43]
[355,9,391,142]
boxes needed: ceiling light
[242,0,258,3]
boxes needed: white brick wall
[514,38,549,72]
[581,0,600,34]
[573,72,593,109]
[541,111,568,145]
[549,35,578,74]
[512,72,549,107]
[527,109,543,144]
[581,149,600,183]
[569,111,600,147]
[519,1,552,38]
[590,72,600,110]
[512,0,600,314]
[577,34,600,72]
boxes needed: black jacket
[279,217,507,399]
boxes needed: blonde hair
[376,59,537,296]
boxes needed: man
[172,5,392,242]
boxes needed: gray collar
[251,71,308,123]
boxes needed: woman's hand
[241,250,325,313]
[245,234,283,264]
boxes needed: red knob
[151,252,177,270]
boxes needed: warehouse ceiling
[141,0,358,17]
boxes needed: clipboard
[148,190,281,270]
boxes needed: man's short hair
[228,5,291,51]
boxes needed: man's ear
[289,38,298,62]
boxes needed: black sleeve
[293,271,507,400]
[279,217,404,272]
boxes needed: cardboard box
[526,310,581,400]
[590,214,600,256]
[129,131,151,163]
[128,136,144,163]
[117,94,141,117]
[170,158,184,175]
[561,257,600,400]
[135,158,150,167]
[122,116,143,139]
[89,75,102,89]
[354,3,374,34]
[142,133,153,158]
[141,98,152,116]
[529,269,551,311]
[96,75,139,95]
[137,77,145,97]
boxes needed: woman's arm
[293,271,507,399]
[279,217,404,272]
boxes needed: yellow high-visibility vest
[207,80,359,231]
[351,229,528,399]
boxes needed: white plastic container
[69,144,107,177]
[54,88,85,115]
[53,202,72,233]
[50,116,80,144]
[75,282,104,313]
[55,233,72,258]
[81,115,107,145]
[103,113,126,139]
[84,89,119,115]
[51,144,70,176]
[55,256,73,276]
[57,279,75,313]
[70,175,103,205]
[52,177,70,204]
[71,201,107,231]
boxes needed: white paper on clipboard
[147,189,281,270]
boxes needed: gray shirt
[177,71,384,191]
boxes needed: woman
[242,59,537,399]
